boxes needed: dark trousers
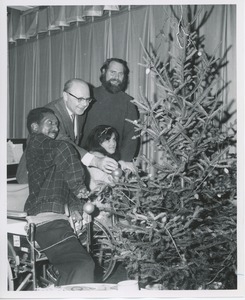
[35,219,95,286]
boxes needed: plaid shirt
[24,133,87,216]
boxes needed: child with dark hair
[84,125,136,191]
[84,125,136,227]
[84,125,120,162]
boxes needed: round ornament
[83,201,95,214]
[111,168,123,178]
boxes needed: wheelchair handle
[29,223,35,243]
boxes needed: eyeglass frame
[66,91,93,104]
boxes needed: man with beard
[81,58,139,162]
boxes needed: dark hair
[84,125,120,161]
[99,58,129,89]
[27,107,55,133]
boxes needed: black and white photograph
[1,0,244,299]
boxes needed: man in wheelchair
[21,106,95,286]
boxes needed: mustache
[100,73,128,92]
[110,78,121,83]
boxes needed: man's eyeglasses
[66,91,93,103]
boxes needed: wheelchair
[7,184,116,291]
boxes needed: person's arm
[58,134,118,173]
[89,155,118,173]
[88,166,114,190]
[55,143,88,214]
[87,152,115,189]
[56,133,88,158]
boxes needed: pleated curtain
[8,5,236,165]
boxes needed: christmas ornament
[111,168,123,178]
[83,201,95,214]
[224,168,229,174]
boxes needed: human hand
[88,182,109,198]
[77,187,89,199]
[91,156,118,173]
[70,210,83,230]
[119,160,137,174]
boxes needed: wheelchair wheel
[78,219,116,282]
[46,219,116,283]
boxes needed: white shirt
[65,106,94,166]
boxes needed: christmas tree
[107,6,237,290]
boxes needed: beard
[100,74,127,94]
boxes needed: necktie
[71,114,78,138]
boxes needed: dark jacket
[16,98,88,183]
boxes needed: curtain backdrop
[8,5,236,162]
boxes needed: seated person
[24,107,95,286]
[83,125,136,226]
[84,125,136,191]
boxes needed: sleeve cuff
[81,152,94,166]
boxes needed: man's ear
[31,122,39,133]
[63,91,68,101]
